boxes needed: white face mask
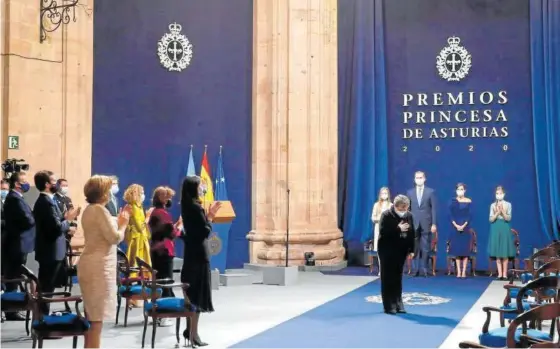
[60,187,69,196]
[380,193,388,200]
[395,210,406,218]
[456,189,465,197]
[111,184,119,195]
[140,194,146,202]
[415,178,425,186]
[496,194,504,201]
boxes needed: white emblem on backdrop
[365,292,451,306]
[436,36,472,82]
[157,23,193,72]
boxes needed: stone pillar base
[247,229,344,266]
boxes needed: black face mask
[165,200,172,209]
[49,183,58,194]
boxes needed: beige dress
[77,204,125,321]
[371,201,392,251]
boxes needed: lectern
[202,200,236,223]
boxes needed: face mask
[496,194,504,201]
[395,210,406,218]
[415,179,425,186]
[380,193,388,200]
[140,194,146,202]
[1,190,8,200]
[111,185,119,195]
[20,182,30,193]
[60,187,69,196]
[456,190,465,197]
[49,183,58,194]
[165,200,172,209]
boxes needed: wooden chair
[488,228,521,277]
[115,248,158,326]
[136,257,196,348]
[1,264,33,335]
[64,238,81,293]
[20,265,89,349]
[446,228,477,276]
[459,302,560,348]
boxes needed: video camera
[1,159,29,178]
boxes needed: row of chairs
[459,242,560,348]
[367,228,521,276]
[1,253,197,348]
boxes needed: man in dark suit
[1,179,9,243]
[406,171,437,277]
[33,171,80,314]
[53,178,74,214]
[105,175,120,217]
[2,172,35,321]
[378,195,416,315]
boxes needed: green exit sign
[8,136,19,149]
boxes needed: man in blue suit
[3,172,35,321]
[406,171,437,277]
[33,171,80,314]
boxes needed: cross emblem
[446,54,461,72]
[168,41,183,61]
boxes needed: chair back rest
[507,303,560,348]
[117,248,133,285]
[135,257,158,303]
[517,276,560,309]
[19,265,38,294]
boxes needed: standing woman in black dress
[180,176,222,347]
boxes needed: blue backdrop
[338,0,560,270]
[92,0,253,268]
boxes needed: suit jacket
[378,207,416,255]
[181,202,212,263]
[407,186,437,232]
[33,193,70,263]
[105,194,119,217]
[3,190,36,256]
[53,193,73,214]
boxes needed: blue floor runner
[230,276,492,348]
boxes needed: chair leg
[32,335,37,348]
[141,315,148,348]
[25,310,31,335]
[471,257,477,276]
[124,298,130,327]
[175,317,181,346]
[115,295,122,325]
[38,338,43,348]
[72,336,78,348]
[151,316,158,348]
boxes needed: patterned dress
[77,205,125,321]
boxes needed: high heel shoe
[193,337,208,347]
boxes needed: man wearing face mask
[105,176,120,217]
[378,195,416,315]
[2,172,36,321]
[33,171,80,314]
[406,171,437,277]
[53,178,74,214]
[1,179,9,243]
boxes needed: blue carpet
[230,276,492,348]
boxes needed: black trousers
[378,247,408,312]
[38,260,63,314]
[4,253,28,292]
[151,254,175,298]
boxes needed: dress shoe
[5,312,26,321]
[384,309,397,315]
[397,308,407,314]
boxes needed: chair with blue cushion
[459,302,560,349]
[116,248,161,326]
[20,266,89,348]
[136,257,196,349]
[64,238,81,294]
[1,265,33,335]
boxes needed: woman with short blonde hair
[78,175,130,348]
[123,184,152,295]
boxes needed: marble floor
[1,272,508,348]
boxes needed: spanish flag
[199,147,215,204]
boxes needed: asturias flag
[199,147,214,204]
[210,146,231,272]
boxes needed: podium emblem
[436,36,472,82]
[208,233,222,256]
[158,23,193,72]
[366,292,451,305]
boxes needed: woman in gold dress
[123,184,152,306]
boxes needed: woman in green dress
[487,186,516,280]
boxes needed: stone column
[248,0,343,266]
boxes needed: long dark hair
[181,176,200,206]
